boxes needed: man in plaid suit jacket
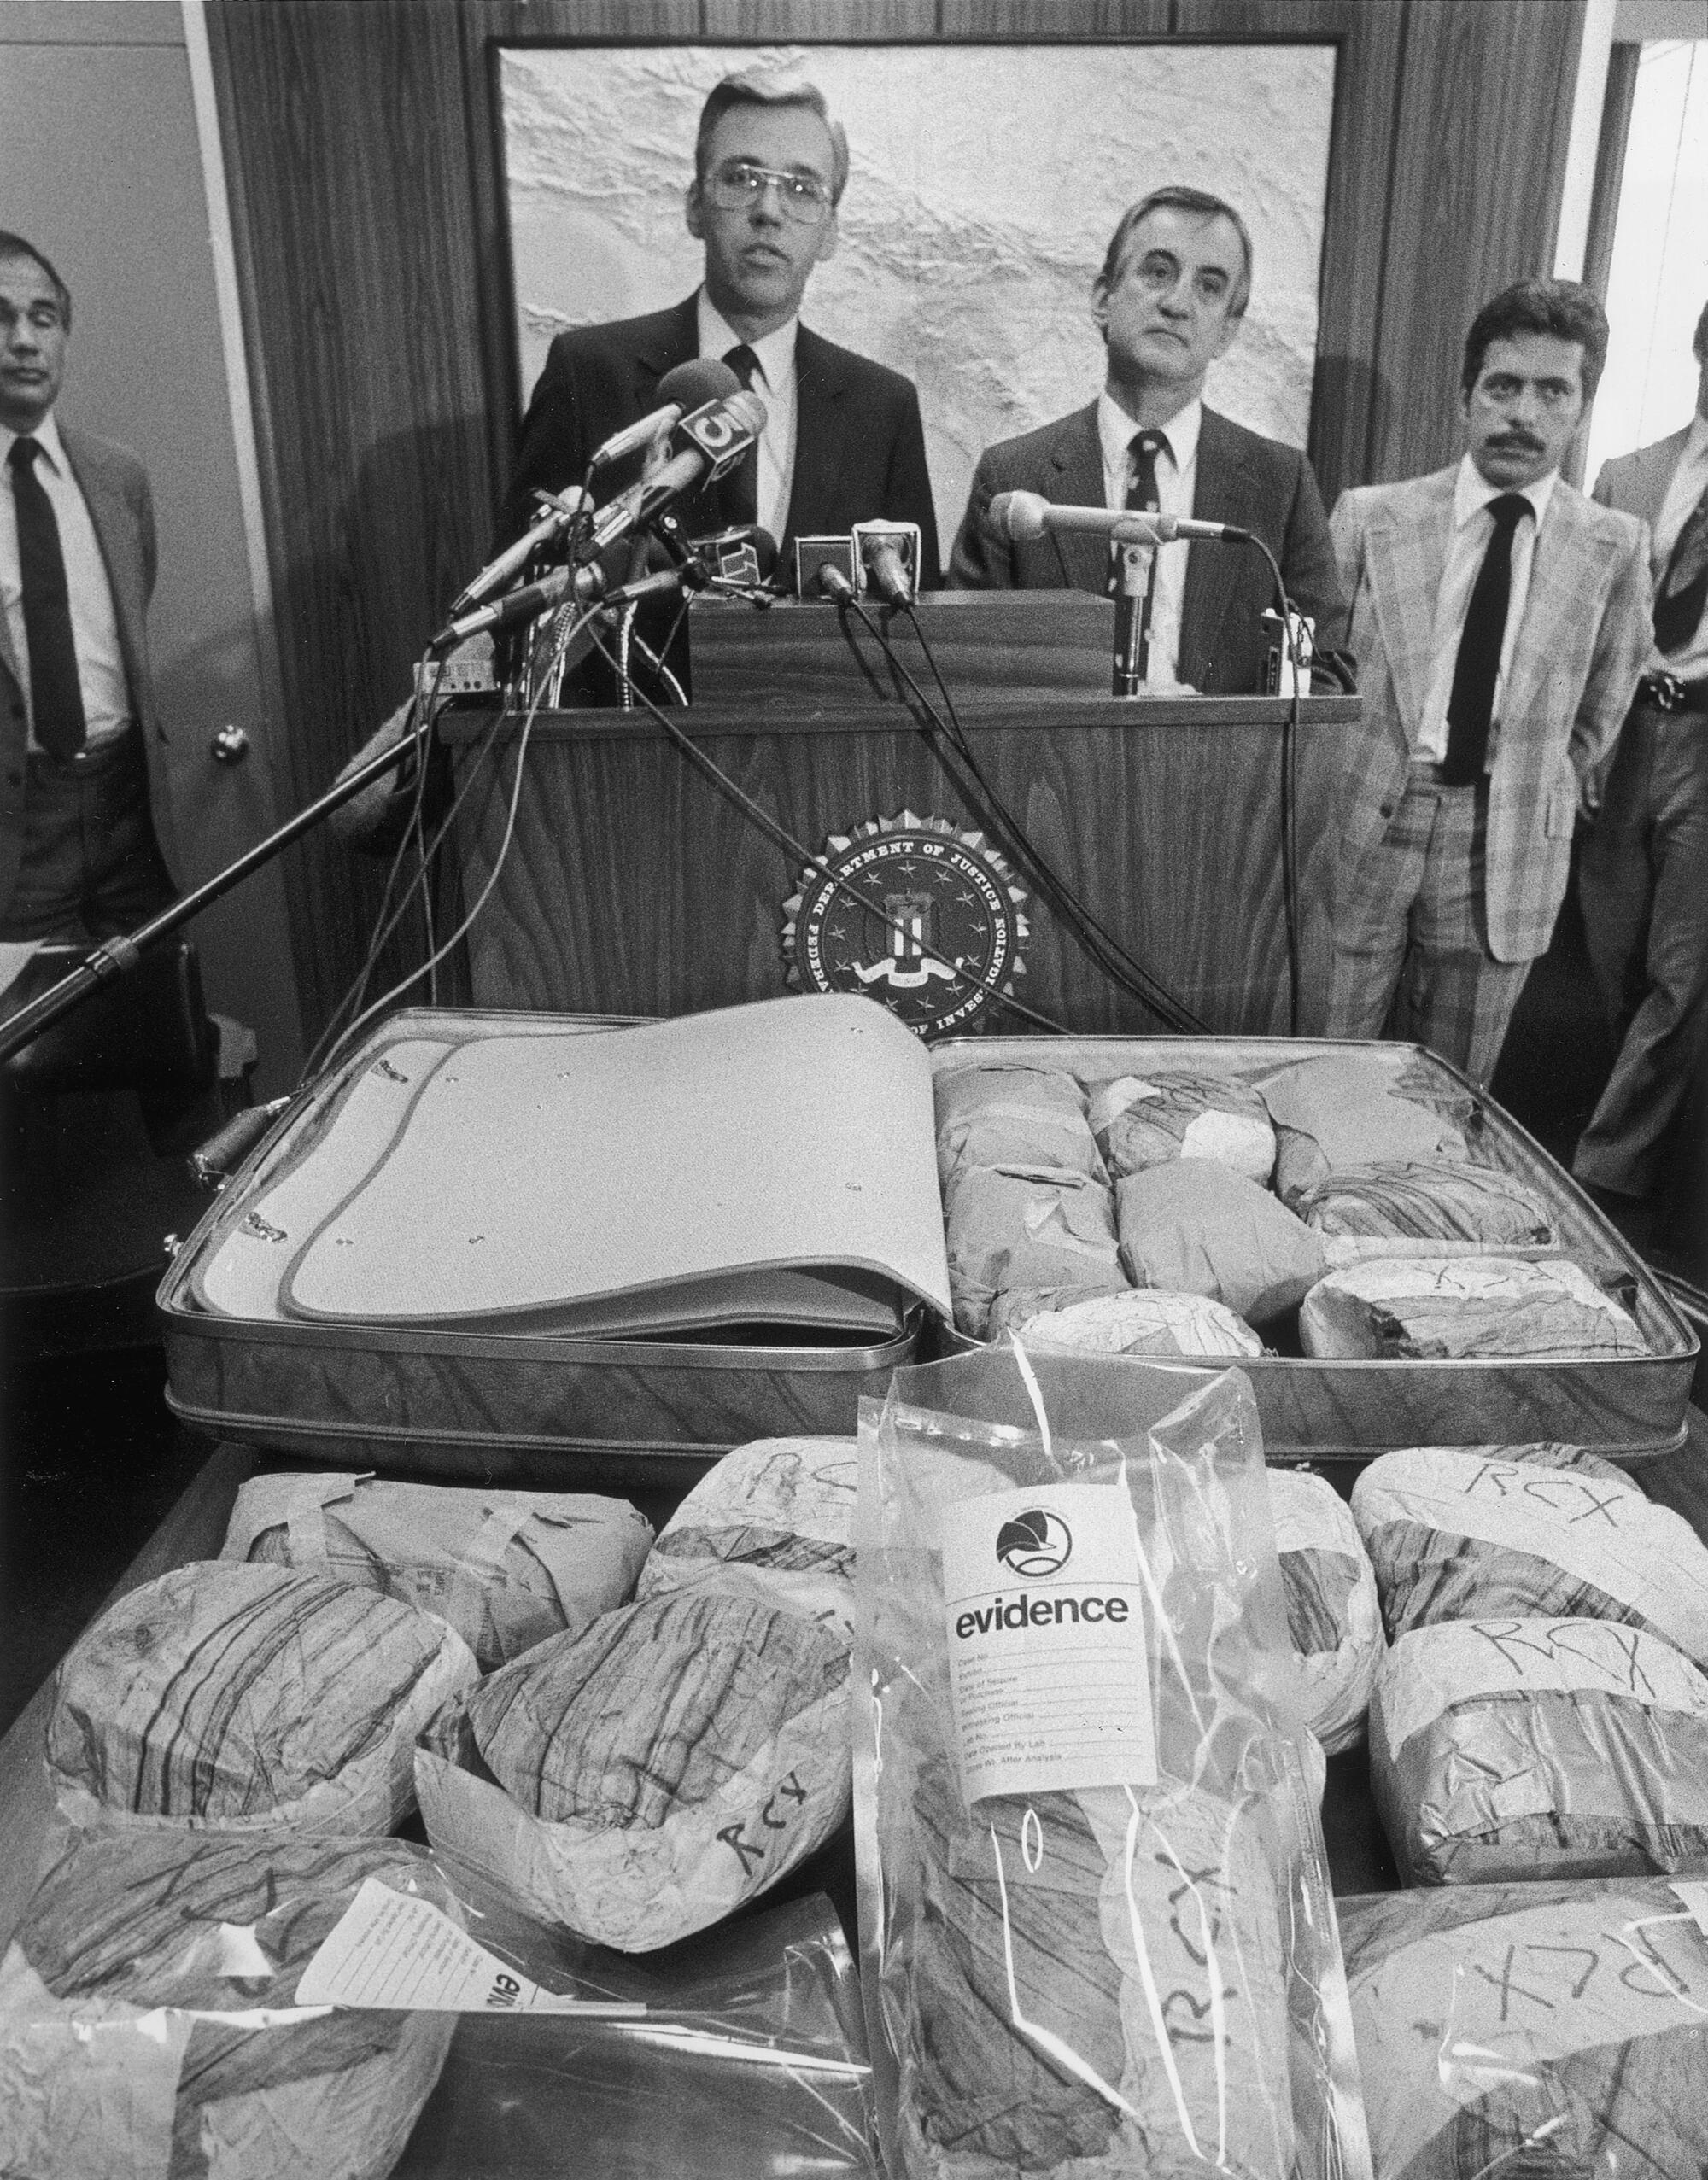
[1323,280,1650,1084]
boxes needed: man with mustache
[497,67,939,575]
[1322,279,1650,1084]
[1572,300,1708,1219]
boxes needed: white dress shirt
[1648,412,1708,680]
[0,411,133,751]
[1414,454,1559,766]
[697,291,799,546]
[1097,392,1202,687]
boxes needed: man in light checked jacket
[1323,279,1651,1085]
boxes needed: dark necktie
[1654,476,1708,656]
[1112,428,1167,678]
[9,436,86,759]
[1441,492,1531,786]
[720,342,760,529]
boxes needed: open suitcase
[161,1000,1698,1478]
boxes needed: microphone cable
[301,605,605,1089]
[831,583,1206,1035]
[1242,534,1306,1039]
[301,656,452,1082]
[580,617,1068,1037]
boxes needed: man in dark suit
[0,232,178,942]
[947,185,1344,693]
[497,68,939,577]
[1574,298,1708,1207]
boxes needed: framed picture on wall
[495,41,1338,552]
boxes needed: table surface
[5,1415,1707,1949]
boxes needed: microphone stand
[1112,541,1152,698]
[0,708,436,1067]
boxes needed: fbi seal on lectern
[781,812,1029,1037]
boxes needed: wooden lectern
[439,592,1359,1035]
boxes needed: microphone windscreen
[656,355,743,407]
[990,488,1050,541]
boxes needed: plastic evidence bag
[853,1346,1372,2180]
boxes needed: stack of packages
[0,1475,656,2177]
[855,1347,1373,2179]
[935,1050,1650,1365]
[1339,1441,1708,2176]
[414,1436,860,1949]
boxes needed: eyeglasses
[703,161,833,225]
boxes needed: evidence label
[942,1482,1155,1804]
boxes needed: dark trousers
[1574,698,1708,1196]
[0,729,176,945]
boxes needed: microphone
[1148,511,1252,543]
[687,524,779,588]
[584,356,740,475]
[853,521,922,605]
[816,561,857,604]
[989,489,1250,546]
[667,385,766,483]
[432,390,767,647]
[436,564,580,642]
[446,486,590,616]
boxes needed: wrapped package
[1116,1160,1326,1325]
[856,1347,1372,2180]
[0,1826,457,2180]
[944,1163,1120,1338]
[1258,1053,1468,1207]
[637,1434,857,1628]
[996,1287,1263,1359]
[986,1280,1132,1340]
[1349,1444,1708,1661]
[1298,1256,1648,1359]
[1371,1616,1708,1885]
[1085,1070,1275,1185]
[46,1561,477,1835]
[416,1587,850,1952]
[934,1066,1104,1186]
[220,1472,653,1671]
[1342,1876,1708,2179]
[1269,1468,1383,1756]
[1294,1160,1555,1247]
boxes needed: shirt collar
[1684,412,1708,465]
[1455,449,1556,530]
[697,290,798,389]
[0,408,66,475]
[1097,391,1202,481]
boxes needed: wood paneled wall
[208,0,1586,1042]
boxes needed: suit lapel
[1046,404,1108,593]
[61,429,148,718]
[1179,409,1258,677]
[0,574,20,705]
[1500,489,1607,729]
[633,295,699,412]
[783,324,851,543]
[1363,469,1456,746]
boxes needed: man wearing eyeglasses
[1322,279,1649,1084]
[496,69,939,576]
